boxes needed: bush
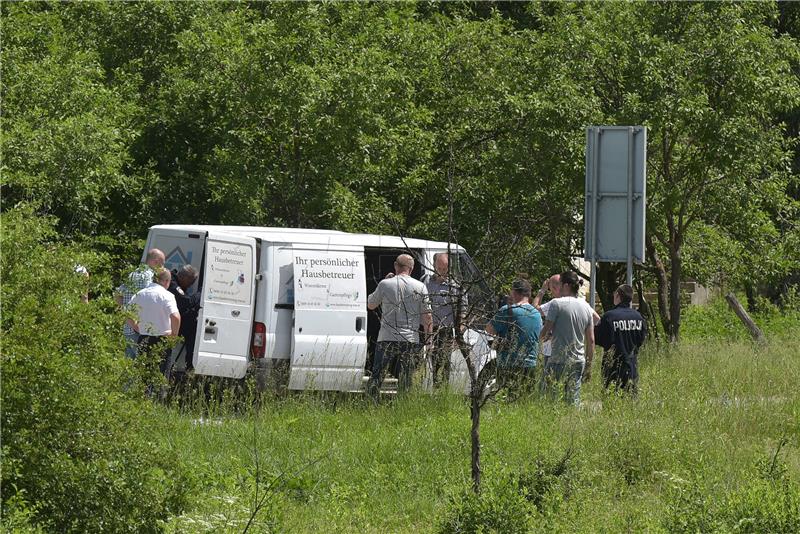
[436,483,534,534]
[1,207,192,532]
[514,448,575,511]
[664,453,800,533]
[436,451,577,534]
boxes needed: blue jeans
[540,359,585,405]
[367,341,421,399]
[124,331,139,360]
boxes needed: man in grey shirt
[539,271,596,405]
[534,273,600,367]
[424,252,466,387]
[366,254,432,398]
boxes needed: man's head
[394,254,415,275]
[614,284,634,306]
[176,265,198,291]
[433,253,449,279]
[559,271,581,296]
[156,268,171,288]
[511,278,532,303]
[547,274,562,297]
[146,248,165,269]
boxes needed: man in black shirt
[168,265,201,374]
[595,284,647,394]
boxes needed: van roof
[150,225,466,253]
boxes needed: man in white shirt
[127,269,180,377]
[534,273,600,368]
[116,248,165,359]
[538,271,598,405]
[366,254,432,398]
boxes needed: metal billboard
[584,126,647,264]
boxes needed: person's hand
[385,272,396,279]
[540,278,550,293]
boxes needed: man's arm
[533,279,549,309]
[367,283,381,311]
[540,320,554,343]
[485,321,497,336]
[421,311,433,346]
[594,315,613,350]
[169,312,181,337]
[583,321,595,381]
[126,318,139,334]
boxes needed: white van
[142,225,495,393]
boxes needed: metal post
[590,128,600,309]
[626,127,634,286]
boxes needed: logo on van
[165,247,193,272]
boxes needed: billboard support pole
[590,128,599,310]
[626,127,634,287]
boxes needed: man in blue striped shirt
[115,248,165,359]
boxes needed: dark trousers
[602,354,638,395]
[137,335,172,377]
[430,328,454,387]
[367,341,421,398]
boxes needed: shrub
[514,448,575,511]
[607,429,665,486]
[664,453,800,533]
[1,207,192,532]
[436,483,534,534]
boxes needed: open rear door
[289,245,367,391]
[193,231,257,379]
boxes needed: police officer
[594,284,647,394]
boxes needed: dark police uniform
[168,279,201,372]
[594,303,647,392]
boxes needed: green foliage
[436,482,535,534]
[681,296,800,342]
[1,207,192,532]
[665,457,800,533]
[1,3,150,237]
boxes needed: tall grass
[159,332,798,532]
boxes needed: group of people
[115,248,201,381]
[117,248,647,403]
[366,254,648,404]
[488,271,647,403]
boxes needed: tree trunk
[667,244,682,343]
[596,263,623,313]
[635,277,659,341]
[744,282,757,313]
[470,396,481,494]
[646,236,672,337]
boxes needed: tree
[536,2,800,339]
[0,3,149,237]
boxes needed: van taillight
[251,322,266,359]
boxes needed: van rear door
[194,231,257,379]
[289,245,367,391]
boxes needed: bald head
[146,248,165,269]
[433,253,449,279]
[394,254,414,275]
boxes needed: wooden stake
[725,293,766,343]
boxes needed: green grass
[156,331,799,532]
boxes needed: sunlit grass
[160,332,799,532]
